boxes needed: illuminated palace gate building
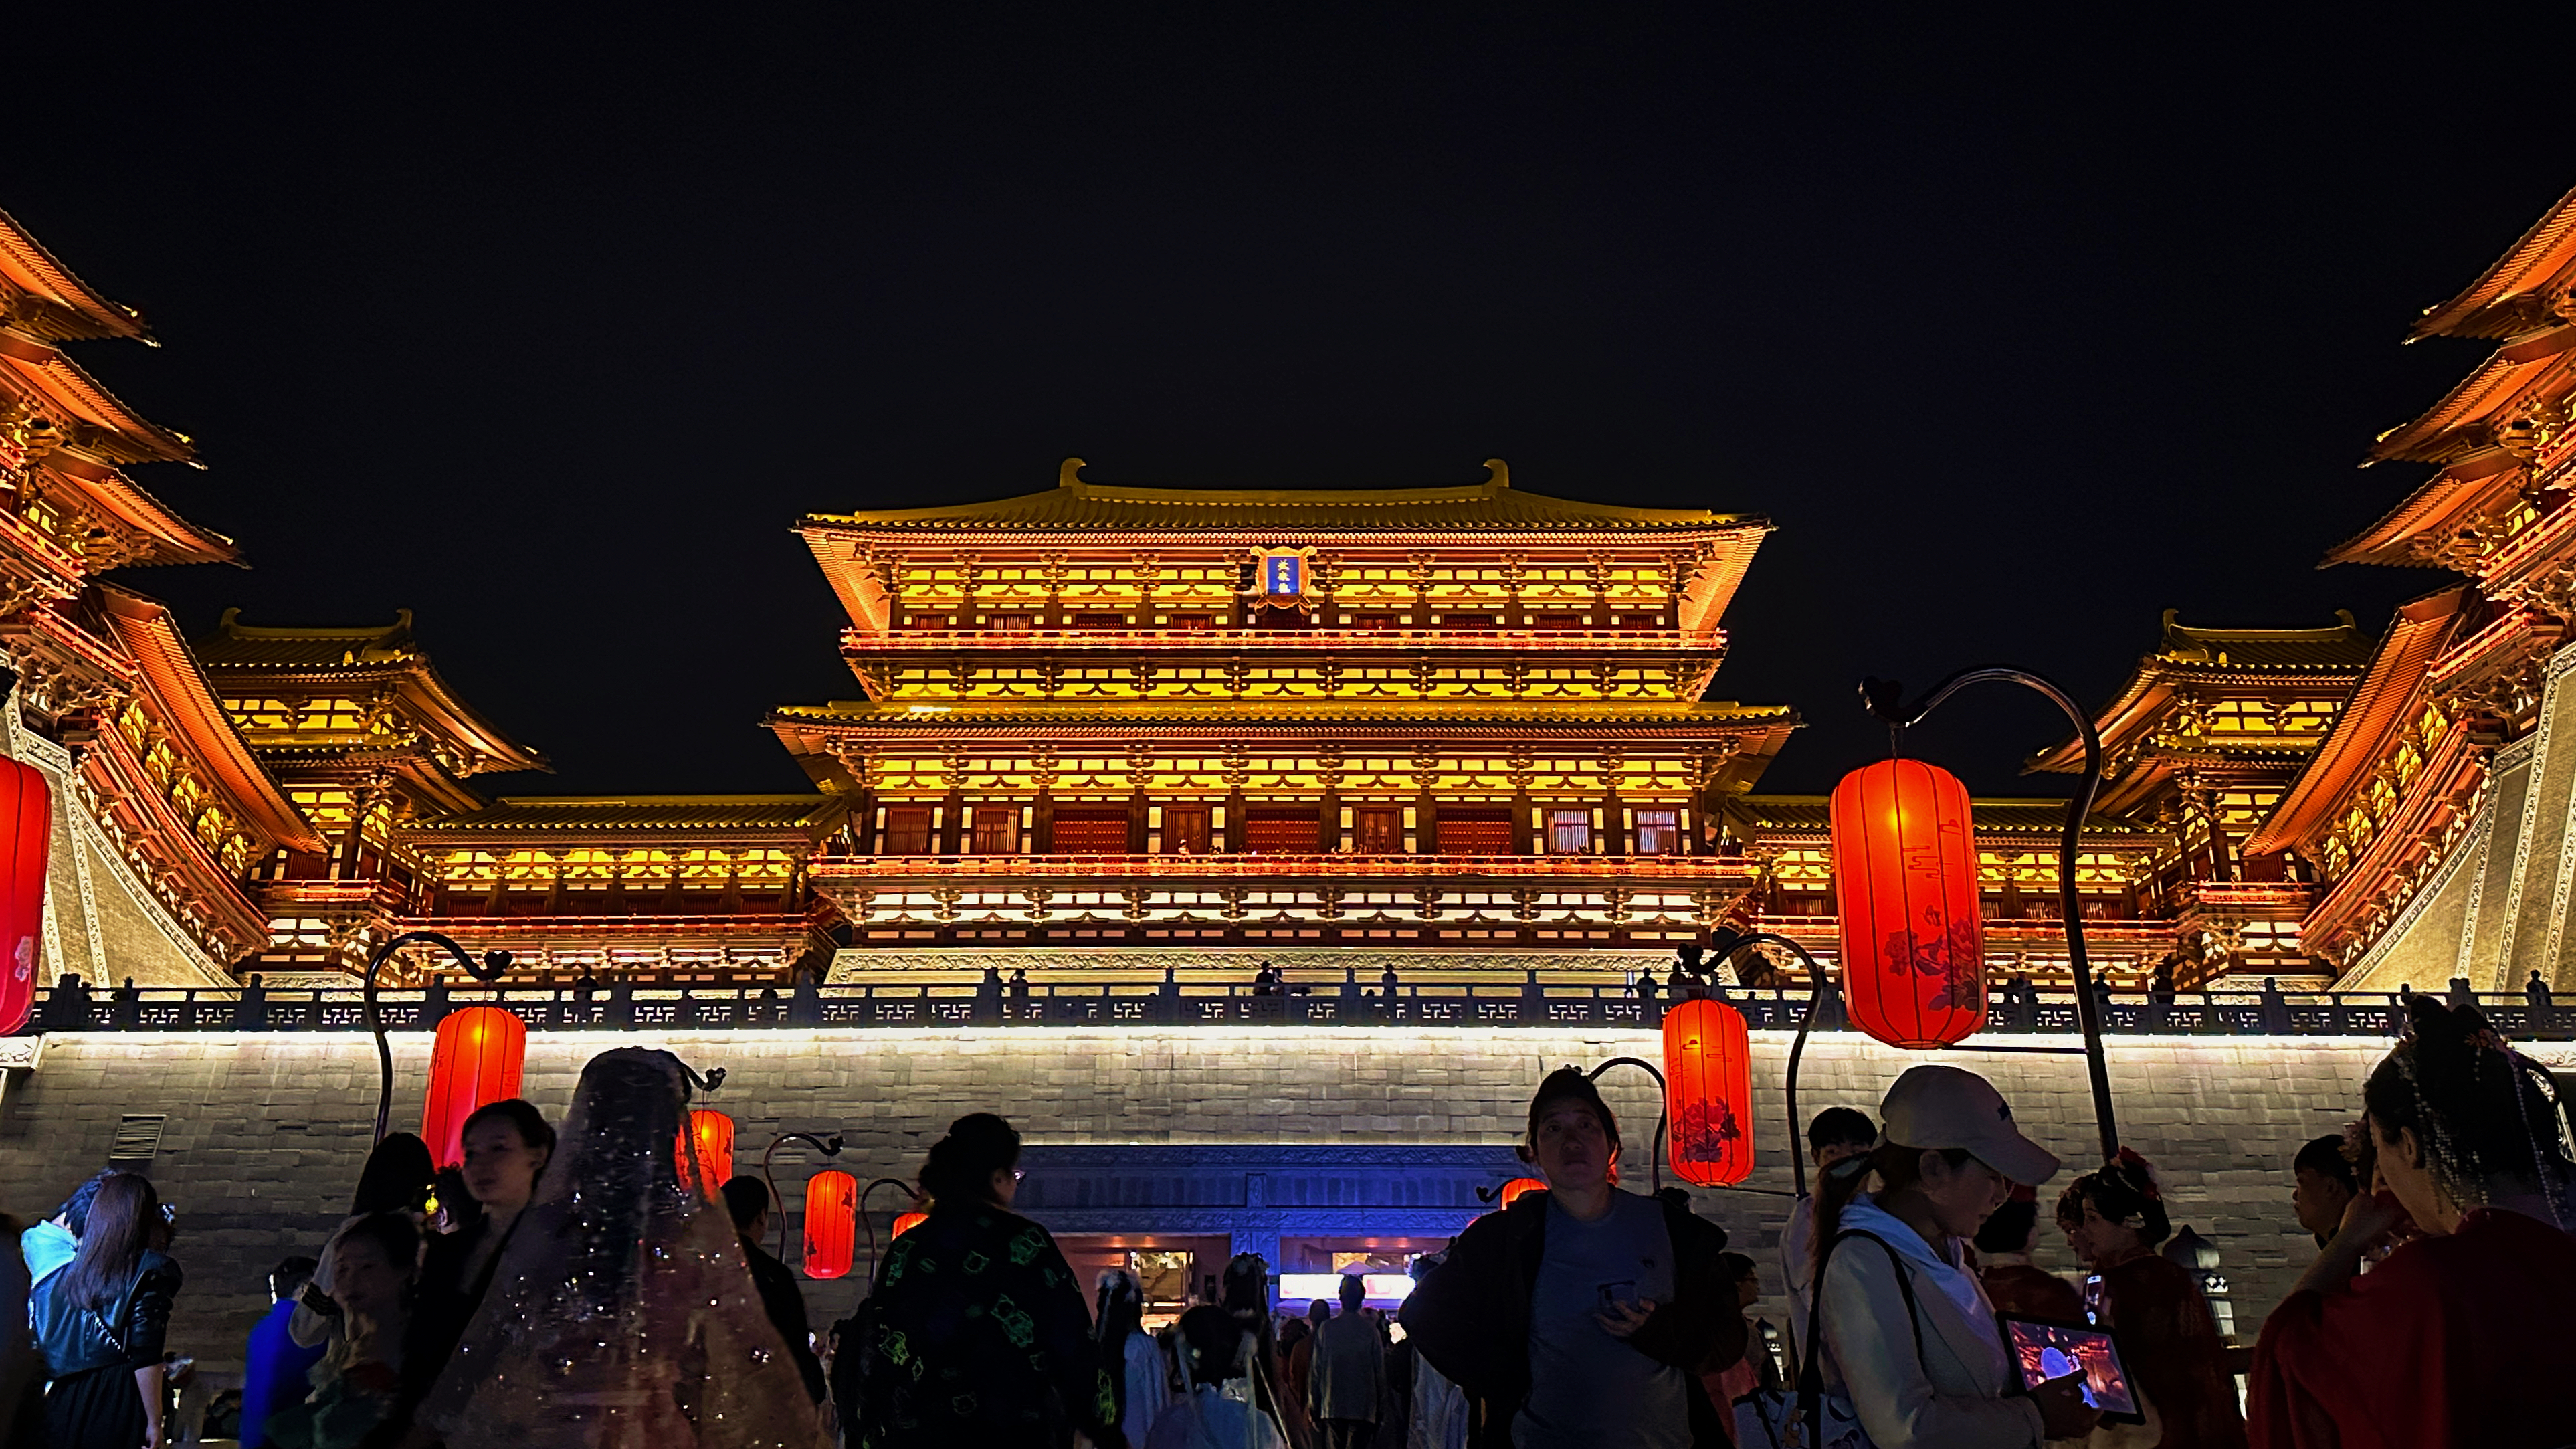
[750,460,1795,1295]
[770,458,1795,951]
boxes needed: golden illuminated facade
[1735,797,2166,985]
[2021,614,2373,985]
[391,796,846,981]
[773,460,1797,951]
[0,211,322,982]
[196,613,849,983]
[15,194,2557,996]
[195,612,546,975]
[2246,181,2576,987]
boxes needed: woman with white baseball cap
[1797,1064,2099,1449]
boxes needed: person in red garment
[2250,995,2576,1449]
[2057,1151,2245,1449]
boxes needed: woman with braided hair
[2250,995,2576,1448]
[2057,1150,2244,1448]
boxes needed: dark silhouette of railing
[15,979,2558,1041]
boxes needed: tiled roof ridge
[2159,609,2362,646]
[207,606,415,646]
[0,207,151,342]
[806,464,1753,532]
[2413,183,2576,340]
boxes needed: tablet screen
[1998,1315,2141,1419]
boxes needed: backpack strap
[1797,1230,1926,1448]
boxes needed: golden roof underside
[810,476,1755,535]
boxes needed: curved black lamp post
[1862,668,2118,1164]
[1584,1056,1666,1195]
[1692,927,1840,1198]
[761,1131,848,1262]
[856,1175,918,1284]
[361,931,513,1146]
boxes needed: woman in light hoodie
[1806,1066,2097,1449]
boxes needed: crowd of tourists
[7,991,2576,1446]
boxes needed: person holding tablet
[2058,1151,2244,1448]
[2250,996,2576,1448]
[1807,1065,2098,1449]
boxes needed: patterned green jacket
[857,1203,1124,1448]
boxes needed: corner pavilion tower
[771,459,1797,958]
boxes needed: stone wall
[0,1025,2395,1374]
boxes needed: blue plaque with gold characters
[1258,547,1308,598]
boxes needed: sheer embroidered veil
[419,1046,823,1449]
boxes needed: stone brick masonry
[0,1026,2394,1373]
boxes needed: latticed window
[1633,809,1680,855]
[1547,809,1593,854]
[1353,809,1402,852]
[1164,806,1211,853]
[883,808,934,855]
[972,811,1019,854]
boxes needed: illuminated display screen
[1278,1272,1415,1307]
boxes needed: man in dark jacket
[1401,1067,1743,1449]
[720,1176,829,1405]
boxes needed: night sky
[5,10,2562,799]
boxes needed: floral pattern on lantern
[1498,1176,1547,1208]
[803,1169,857,1280]
[421,1005,527,1169]
[678,1108,736,1196]
[0,759,48,1038]
[1830,757,1987,1048]
[1662,997,1754,1186]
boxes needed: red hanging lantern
[677,1108,736,1196]
[1830,757,1987,1048]
[0,759,49,1038]
[421,1005,527,1169]
[1498,1177,1546,1208]
[891,1210,928,1239]
[1662,997,1754,1186]
[803,1169,858,1280]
